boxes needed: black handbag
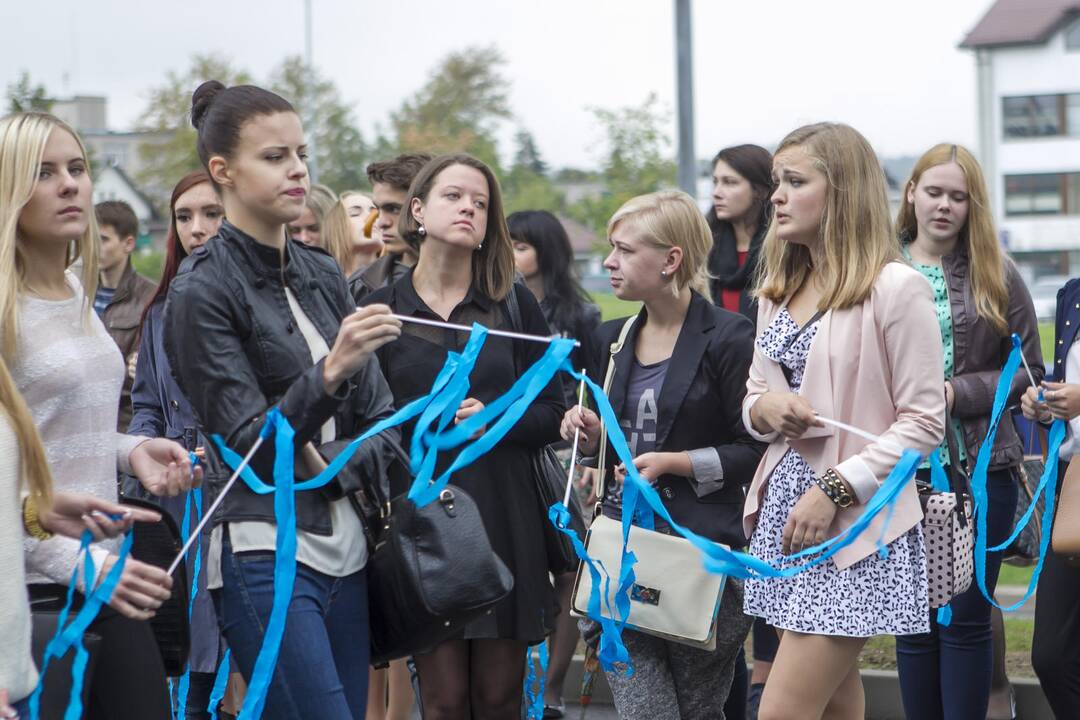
[1005,421,1047,566]
[122,496,191,677]
[363,444,514,665]
[504,284,587,574]
[30,588,104,719]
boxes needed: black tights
[413,638,527,720]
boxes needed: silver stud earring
[660,270,668,277]
[418,223,426,237]
[476,242,483,251]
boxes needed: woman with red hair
[129,170,227,720]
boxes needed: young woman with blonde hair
[560,190,763,720]
[0,110,199,719]
[741,123,945,720]
[894,143,1041,720]
[340,191,384,277]
[289,183,354,272]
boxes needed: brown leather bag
[1051,456,1080,562]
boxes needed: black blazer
[588,291,766,547]
[1050,278,1080,382]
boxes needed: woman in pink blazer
[741,123,946,720]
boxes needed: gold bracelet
[23,496,53,541]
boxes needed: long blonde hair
[756,122,898,310]
[303,184,352,272]
[898,143,1009,335]
[0,355,53,512]
[0,112,99,360]
[607,191,713,302]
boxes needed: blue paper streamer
[967,334,1064,611]
[175,487,204,717]
[207,648,232,720]
[30,529,133,720]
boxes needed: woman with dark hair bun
[129,170,226,720]
[165,80,403,719]
[706,144,773,322]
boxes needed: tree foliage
[6,71,53,113]
[567,93,677,237]
[385,46,511,171]
[269,56,369,192]
[134,54,250,206]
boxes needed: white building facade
[964,1,1080,278]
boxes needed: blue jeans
[895,468,1018,720]
[211,534,370,720]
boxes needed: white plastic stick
[815,415,905,454]
[392,314,581,347]
[563,374,588,508]
[1017,345,1041,395]
[167,436,265,576]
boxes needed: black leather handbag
[364,445,514,665]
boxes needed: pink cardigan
[742,262,946,569]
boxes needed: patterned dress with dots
[742,307,931,637]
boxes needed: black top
[587,291,766,548]
[165,221,402,535]
[363,270,566,642]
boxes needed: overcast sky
[2,0,993,169]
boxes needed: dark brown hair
[190,81,295,175]
[705,144,774,233]
[142,171,218,326]
[366,153,433,192]
[95,199,138,240]
[399,154,514,301]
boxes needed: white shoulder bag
[570,316,727,649]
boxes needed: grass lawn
[590,292,641,322]
[1039,322,1054,365]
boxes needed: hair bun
[191,80,226,130]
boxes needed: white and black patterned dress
[743,308,930,637]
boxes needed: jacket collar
[108,260,138,304]
[607,292,716,449]
[219,220,297,281]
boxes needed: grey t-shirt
[605,357,670,515]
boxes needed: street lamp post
[304,0,318,182]
[674,0,696,196]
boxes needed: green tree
[134,54,251,207]
[6,71,52,113]
[386,46,511,171]
[567,93,677,237]
[502,129,563,214]
[269,56,369,193]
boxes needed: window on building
[1003,95,1062,138]
[1069,94,1080,136]
[1067,17,1080,51]
[1005,173,1080,216]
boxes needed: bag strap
[943,411,971,525]
[595,316,637,503]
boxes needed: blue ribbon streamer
[30,529,133,720]
[207,648,232,720]
[523,640,549,719]
[545,364,925,672]
[967,334,1064,611]
[175,487,204,718]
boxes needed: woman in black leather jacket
[164,81,402,720]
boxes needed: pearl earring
[418,223,426,237]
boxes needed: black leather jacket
[164,221,401,535]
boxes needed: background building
[963,0,1080,297]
